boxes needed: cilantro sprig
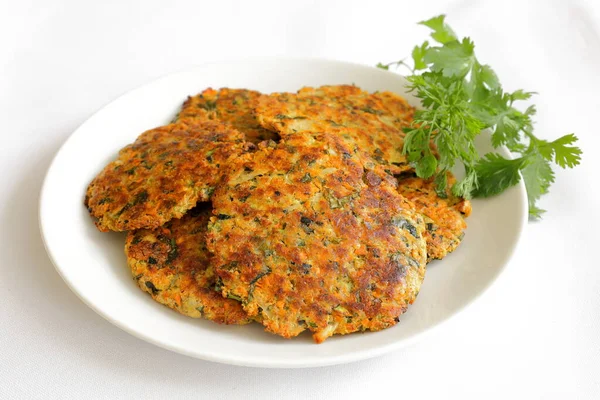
[378,15,582,219]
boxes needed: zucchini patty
[126,205,251,325]
[397,172,472,261]
[253,85,414,174]
[85,120,251,232]
[176,88,279,144]
[206,133,427,343]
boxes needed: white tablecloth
[1,0,599,398]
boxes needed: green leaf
[434,171,449,198]
[477,64,500,90]
[376,62,389,70]
[419,15,457,44]
[493,114,521,145]
[524,104,536,116]
[549,133,582,168]
[412,42,429,70]
[510,89,535,102]
[403,125,431,160]
[521,153,554,219]
[472,153,526,197]
[505,141,528,154]
[452,167,478,199]
[485,103,531,149]
[469,90,505,126]
[536,139,553,161]
[399,14,582,218]
[467,62,500,101]
[424,38,476,78]
[415,153,438,178]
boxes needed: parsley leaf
[467,62,500,101]
[415,153,438,178]
[425,38,476,78]
[546,133,582,168]
[378,14,582,218]
[521,153,554,219]
[472,153,526,198]
[419,15,457,44]
[412,42,429,70]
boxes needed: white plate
[39,57,528,368]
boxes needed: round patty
[206,133,427,343]
[397,172,472,261]
[253,85,415,174]
[85,120,251,232]
[125,204,251,325]
[176,88,279,144]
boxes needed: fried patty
[206,133,427,343]
[125,205,251,324]
[176,88,279,144]
[397,172,472,261]
[253,85,415,174]
[85,120,251,232]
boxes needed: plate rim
[38,56,529,368]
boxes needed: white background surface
[1,0,599,398]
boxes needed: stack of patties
[85,85,471,343]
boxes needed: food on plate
[125,204,251,325]
[85,81,473,343]
[206,133,427,343]
[85,120,251,232]
[176,88,279,144]
[397,172,472,261]
[79,12,583,346]
[253,85,414,174]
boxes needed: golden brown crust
[85,120,251,232]
[369,91,415,131]
[397,172,472,261]
[176,88,279,144]
[206,133,427,343]
[253,85,415,174]
[125,205,251,325]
